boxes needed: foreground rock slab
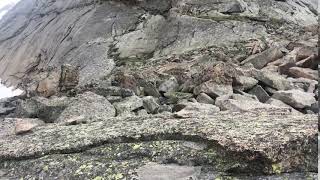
[0,112,317,179]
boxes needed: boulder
[296,54,318,69]
[0,112,316,179]
[142,96,160,114]
[216,95,282,112]
[0,107,15,116]
[15,96,72,123]
[164,92,193,104]
[92,85,135,98]
[272,90,316,109]
[196,93,215,105]
[288,67,318,80]
[193,80,233,98]
[295,47,317,61]
[233,76,258,91]
[14,118,45,135]
[174,102,220,117]
[241,47,286,69]
[158,77,179,93]
[113,96,143,116]
[248,85,270,103]
[57,92,116,122]
[58,64,80,92]
[255,70,292,90]
[266,98,302,115]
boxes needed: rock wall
[0,0,317,90]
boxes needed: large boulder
[272,90,316,109]
[15,96,72,123]
[193,80,233,98]
[57,92,116,122]
[241,47,286,69]
[287,67,318,80]
[173,102,220,117]
[0,112,317,179]
[113,96,143,116]
[254,70,292,90]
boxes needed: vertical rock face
[0,0,317,90]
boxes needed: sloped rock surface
[0,112,317,179]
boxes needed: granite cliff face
[0,0,319,179]
[0,0,317,89]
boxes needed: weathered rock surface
[56,92,116,122]
[272,90,316,109]
[0,112,317,179]
[0,0,318,179]
[113,95,143,116]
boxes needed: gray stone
[142,96,160,114]
[174,102,220,117]
[158,105,172,114]
[105,96,123,104]
[57,92,116,122]
[196,93,215,105]
[15,96,72,123]
[59,64,80,92]
[266,98,302,115]
[0,107,15,116]
[194,81,233,98]
[137,163,201,180]
[14,118,45,135]
[234,76,259,91]
[93,85,135,98]
[255,70,293,90]
[288,67,318,80]
[241,47,286,69]
[216,96,282,112]
[0,111,316,179]
[159,77,179,93]
[113,96,143,116]
[232,92,259,102]
[164,92,193,104]
[272,90,316,109]
[248,85,270,103]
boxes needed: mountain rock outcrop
[0,0,318,179]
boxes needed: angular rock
[0,107,15,116]
[174,102,220,118]
[241,47,286,69]
[255,70,292,90]
[233,76,258,91]
[248,85,270,103]
[216,96,282,112]
[15,96,72,123]
[272,90,316,109]
[296,54,318,70]
[196,93,215,105]
[158,77,179,93]
[266,98,302,115]
[158,105,173,114]
[105,96,123,104]
[62,116,87,126]
[142,96,160,114]
[92,85,135,98]
[232,92,259,102]
[288,67,318,80]
[193,80,233,98]
[57,92,116,122]
[15,118,45,135]
[164,92,193,104]
[59,64,80,92]
[295,46,317,61]
[113,95,143,116]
